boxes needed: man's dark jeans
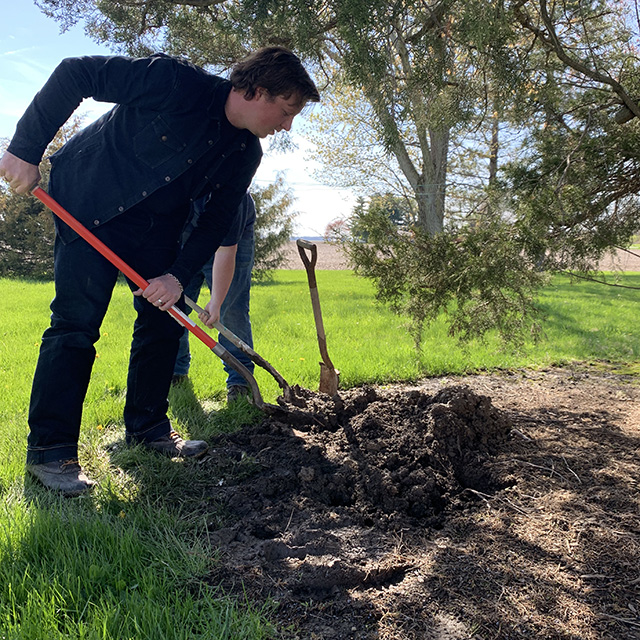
[26,207,185,465]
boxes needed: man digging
[0,47,319,496]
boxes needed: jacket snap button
[93,219,100,225]
[142,191,147,197]
[118,206,124,212]
[165,176,171,182]
[161,135,168,142]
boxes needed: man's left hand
[133,274,182,310]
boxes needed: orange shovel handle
[31,186,218,351]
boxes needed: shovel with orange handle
[31,186,278,411]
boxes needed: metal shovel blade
[320,362,339,396]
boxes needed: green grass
[1,269,640,638]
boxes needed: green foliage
[251,175,296,282]
[25,0,640,350]
[0,131,55,279]
[339,202,548,348]
[505,124,640,272]
[0,190,55,279]
[332,193,415,244]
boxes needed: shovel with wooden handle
[184,295,293,402]
[296,239,340,395]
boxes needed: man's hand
[198,299,222,328]
[0,152,41,194]
[133,273,183,311]
[197,244,237,328]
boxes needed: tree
[0,186,55,279]
[342,203,548,349]
[329,193,414,242]
[311,0,640,343]
[37,0,502,233]
[251,174,297,281]
[324,217,348,240]
[0,119,84,279]
[504,0,640,271]
[31,0,640,345]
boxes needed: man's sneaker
[144,430,208,458]
[227,384,251,403]
[27,459,96,496]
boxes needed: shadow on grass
[168,376,211,433]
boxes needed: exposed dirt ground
[191,246,640,637]
[197,363,640,639]
[281,242,640,272]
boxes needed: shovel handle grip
[296,239,318,287]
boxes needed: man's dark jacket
[7,53,262,286]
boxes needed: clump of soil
[229,384,510,523]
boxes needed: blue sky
[0,1,355,236]
[0,2,113,138]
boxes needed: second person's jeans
[174,223,255,387]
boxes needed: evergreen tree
[27,1,640,345]
[252,175,297,281]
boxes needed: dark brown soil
[199,363,640,639]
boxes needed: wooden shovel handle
[296,239,318,288]
[296,239,335,370]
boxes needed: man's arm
[5,55,183,169]
[198,245,238,328]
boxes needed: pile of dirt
[203,384,513,636]
[194,364,640,639]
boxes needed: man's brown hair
[230,46,320,107]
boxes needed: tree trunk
[415,128,449,235]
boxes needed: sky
[0,1,357,237]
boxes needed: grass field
[1,270,639,639]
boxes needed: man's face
[247,88,304,138]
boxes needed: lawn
[1,270,639,639]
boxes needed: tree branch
[513,0,640,120]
